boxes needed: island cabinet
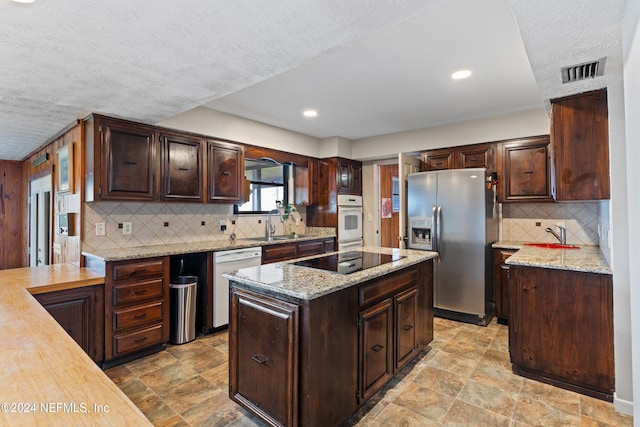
[509,265,614,400]
[551,89,610,200]
[497,135,554,203]
[229,260,433,427]
[493,248,517,324]
[34,285,105,363]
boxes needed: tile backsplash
[83,202,307,253]
[501,202,598,245]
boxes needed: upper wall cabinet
[208,140,244,203]
[551,89,610,200]
[421,143,495,171]
[497,136,553,203]
[159,132,203,202]
[335,157,362,195]
[85,115,157,202]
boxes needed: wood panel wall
[380,164,399,248]
[0,160,23,269]
[20,122,83,267]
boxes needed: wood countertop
[0,264,152,426]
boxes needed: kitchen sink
[244,234,307,242]
[524,243,580,249]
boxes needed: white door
[29,175,52,267]
[398,153,421,248]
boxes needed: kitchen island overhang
[224,247,437,427]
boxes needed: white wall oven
[337,195,363,250]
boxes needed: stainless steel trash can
[169,276,197,344]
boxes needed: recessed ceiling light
[451,70,472,80]
[11,0,36,3]
[303,109,318,118]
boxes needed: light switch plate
[122,222,132,235]
[96,223,105,236]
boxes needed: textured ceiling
[0,0,628,161]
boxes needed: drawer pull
[133,289,148,295]
[134,337,147,343]
[134,313,148,320]
[500,264,510,270]
[179,167,189,171]
[125,161,137,166]
[220,171,231,176]
[372,344,384,352]
[252,354,269,364]
[523,171,534,174]
[403,325,414,331]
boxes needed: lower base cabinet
[34,285,105,363]
[509,265,614,400]
[229,260,433,427]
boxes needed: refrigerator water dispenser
[409,217,433,250]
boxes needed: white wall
[351,108,550,160]
[158,106,322,158]
[622,0,640,420]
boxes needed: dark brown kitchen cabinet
[84,115,157,202]
[421,143,495,171]
[335,157,362,196]
[230,288,299,427]
[493,248,516,324]
[229,259,433,427]
[34,285,105,363]
[509,265,614,400]
[97,256,170,367]
[551,89,610,200]
[497,135,553,203]
[261,237,336,264]
[159,132,203,202]
[208,140,244,203]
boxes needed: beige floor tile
[103,364,136,386]
[200,362,229,390]
[512,395,580,427]
[125,350,179,376]
[138,362,200,395]
[178,347,228,373]
[392,381,455,422]
[156,376,219,414]
[179,389,245,427]
[369,402,439,427]
[165,339,215,360]
[519,378,580,414]
[413,366,466,398]
[480,347,512,370]
[439,399,511,427]
[427,348,480,377]
[471,361,523,394]
[580,395,634,426]
[457,379,518,417]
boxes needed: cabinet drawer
[113,278,164,306]
[296,240,324,257]
[113,323,163,357]
[112,259,164,281]
[359,268,417,307]
[113,301,164,331]
[262,244,297,264]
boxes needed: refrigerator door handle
[431,205,438,253]
[436,205,443,260]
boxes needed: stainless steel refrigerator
[407,168,497,326]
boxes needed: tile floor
[105,318,633,426]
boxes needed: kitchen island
[224,247,437,427]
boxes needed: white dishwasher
[213,247,262,327]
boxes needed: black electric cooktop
[292,250,405,275]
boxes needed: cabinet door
[230,288,299,427]
[494,249,516,324]
[160,133,203,201]
[296,240,324,258]
[395,287,419,370]
[336,161,351,193]
[262,243,297,264]
[552,89,610,200]
[421,149,454,171]
[208,141,243,202]
[359,298,393,402]
[499,137,553,202]
[350,163,362,195]
[35,286,104,363]
[100,119,156,201]
[456,144,495,170]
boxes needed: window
[392,177,400,212]
[235,159,284,214]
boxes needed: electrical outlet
[122,222,132,235]
[96,223,105,236]
[220,219,227,232]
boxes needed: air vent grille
[561,58,606,83]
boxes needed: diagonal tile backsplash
[501,202,598,245]
[82,202,308,253]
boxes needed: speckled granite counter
[82,233,336,262]
[223,246,438,301]
[493,240,611,275]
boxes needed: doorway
[379,164,399,247]
[29,175,52,267]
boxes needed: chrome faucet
[546,226,567,245]
[266,209,278,238]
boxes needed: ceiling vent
[561,58,606,84]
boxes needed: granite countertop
[82,233,336,262]
[0,264,151,426]
[223,246,438,301]
[493,240,612,275]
